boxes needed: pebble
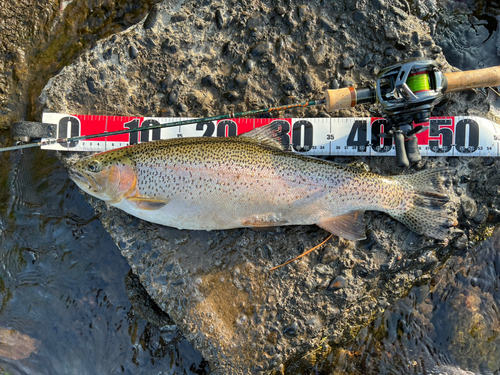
[143,6,158,29]
[473,205,488,224]
[245,59,255,71]
[164,108,175,117]
[329,276,346,290]
[216,9,225,29]
[236,314,247,326]
[145,37,156,48]
[171,11,188,23]
[316,278,331,290]
[360,53,372,67]
[247,15,263,29]
[283,322,298,337]
[411,50,425,58]
[276,37,286,52]
[319,245,338,263]
[452,233,468,250]
[411,31,420,44]
[283,82,295,92]
[303,73,314,91]
[319,17,337,32]
[86,77,97,94]
[201,75,214,87]
[460,195,477,218]
[103,49,113,60]
[234,74,248,86]
[395,42,406,50]
[169,90,179,105]
[297,5,313,22]
[224,91,239,102]
[129,45,138,59]
[251,41,272,57]
[162,39,178,53]
[305,316,322,332]
[384,24,399,39]
[432,45,442,53]
[342,56,354,70]
[178,103,188,113]
[164,73,174,89]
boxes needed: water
[1,1,500,374]
[0,134,207,374]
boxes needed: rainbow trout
[69,124,454,240]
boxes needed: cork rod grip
[444,66,500,93]
[324,87,356,111]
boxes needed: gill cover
[70,157,136,203]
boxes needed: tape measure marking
[40,113,500,157]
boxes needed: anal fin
[316,211,366,240]
[126,196,170,210]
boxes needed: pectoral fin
[241,215,288,228]
[316,211,366,240]
[126,196,170,210]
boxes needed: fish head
[69,152,136,202]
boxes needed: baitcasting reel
[375,58,448,167]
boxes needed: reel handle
[444,66,500,93]
[394,131,409,167]
[405,136,422,164]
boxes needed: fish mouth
[68,169,101,192]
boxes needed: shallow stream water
[0,1,500,374]
[0,138,207,374]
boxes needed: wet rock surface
[39,0,500,373]
[0,0,160,129]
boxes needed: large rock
[0,0,160,129]
[39,0,500,373]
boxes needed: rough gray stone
[461,195,478,219]
[0,0,158,129]
[251,42,272,57]
[474,205,489,224]
[38,0,500,373]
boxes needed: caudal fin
[391,167,456,240]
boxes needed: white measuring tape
[41,113,500,157]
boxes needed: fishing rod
[4,99,325,151]
[322,59,500,166]
[4,58,500,167]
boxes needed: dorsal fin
[239,121,291,151]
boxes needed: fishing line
[406,72,431,93]
[269,234,333,271]
[1,99,325,152]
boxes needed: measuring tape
[41,113,500,157]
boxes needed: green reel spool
[407,72,431,93]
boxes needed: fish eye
[87,160,102,173]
